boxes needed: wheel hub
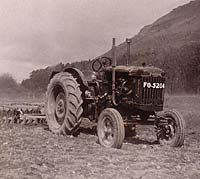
[102,118,114,144]
[55,92,66,125]
[165,124,175,138]
[157,118,176,142]
[57,100,64,114]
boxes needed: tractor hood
[105,65,165,77]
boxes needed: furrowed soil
[0,95,200,179]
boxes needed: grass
[164,95,200,131]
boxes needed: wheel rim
[159,116,176,144]
[55,92,66,125]
[47,83,67,128]
[101,116,115,146]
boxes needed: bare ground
[0,95,200,179]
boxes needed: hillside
[22,0,200,94]
[103,0,200,93]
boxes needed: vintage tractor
[46,38,185,149]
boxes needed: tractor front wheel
[97,108,125,149]
[156,110,185,147]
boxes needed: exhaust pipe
[112,38,117,106]
[111,38,131,105]
[126,38,131,66]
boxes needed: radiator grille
[140,76,165,105]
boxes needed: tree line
[0,43,199,100]
[21,43,200,95]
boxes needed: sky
[0,0,191,82]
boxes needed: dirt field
[0,95,200,179]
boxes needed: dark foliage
[0,73,28,99]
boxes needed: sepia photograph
[0,0,199,178]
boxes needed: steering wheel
[92,57,112,72]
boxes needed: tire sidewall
[46,73,70,133]
[97,108,125,149]
[159,110,185,147]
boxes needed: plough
[0,103,46,126]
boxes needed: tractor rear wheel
[46,72,83,135]
[156,110,185,147]
[97,108,125,149]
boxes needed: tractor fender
[49,71,60,80]
[63,68,88,91]
[49,68,88,91]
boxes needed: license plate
[143,82,165,89]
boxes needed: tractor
[46,38,185,149]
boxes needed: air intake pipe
[112,38,117,106]
[126,38,131,66]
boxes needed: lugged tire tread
[46,72,83,135]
